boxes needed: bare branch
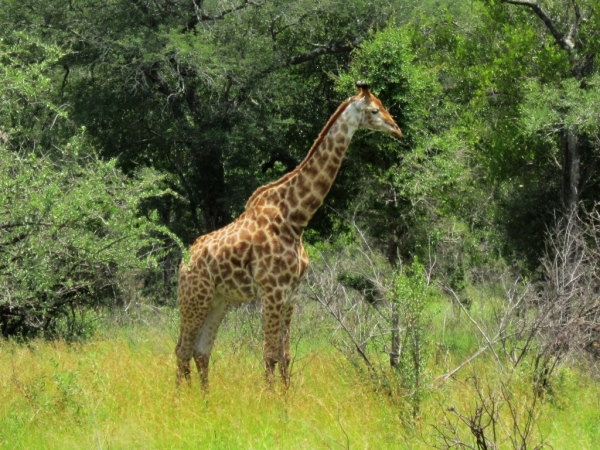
[433,373,547,449]
[440,282,505,372]
[308,277,374,370]
[502,0,575,52]
[434,345,492,385]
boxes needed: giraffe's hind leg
[192,297,230,391]
[261,292,281,388]
[278,301,294,388]
[176,270,214,386]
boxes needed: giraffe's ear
[356,80,371,97]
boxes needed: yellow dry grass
[1,321,599,449]
[0,327,409,449]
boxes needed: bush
[389,260,434,418]
[0,135,177,339]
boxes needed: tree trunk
[562,128,580,218]
[501,0,584,221]
[198,155,231,232]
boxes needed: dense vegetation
[1,0,600,447]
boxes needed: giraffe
[176,81,402,390]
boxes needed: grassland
[1,304,599,449]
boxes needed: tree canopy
[2,0,599,337]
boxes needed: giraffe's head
[351,80,402,140]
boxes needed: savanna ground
[2,294,599,450]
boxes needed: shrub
[0,135,177,339]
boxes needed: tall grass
[1,303,599,449]
[0,311,408,449]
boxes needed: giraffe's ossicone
[176,81,402,390]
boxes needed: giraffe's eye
[370,108,379,115]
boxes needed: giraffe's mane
[245,98,352,209]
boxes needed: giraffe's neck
[279,101,360,229]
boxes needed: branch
[60,65,70,100]
[269,12,313,43]
[566,0,581,49]
[434,345,491,385]
[502,1,575,52]
[0,222,53,230]
[187,0,260,30]
[287,38,363,66]
[226,36,364,109]
[0,232,29,250]
[439,282,505,371]
[312,289,374,371]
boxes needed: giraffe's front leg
[261,291,284,388]
[193,354,210,391]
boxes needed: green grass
[1,306,599,449]
[0,323,407,449]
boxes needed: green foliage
[334,24,494,294]
[0,135,176,339]
[429,1,600,267]
[522,74,600,138]
[0,31,69,150]
[389,260,434,417]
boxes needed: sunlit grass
[1,308,599,449]
[0,323,409,449]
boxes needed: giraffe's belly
[213,267,258,302]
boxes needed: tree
[0,30,175,338]
[337,25,475,275]
[500,0,600,219]
[0,30,70,152]
[404,1,600,268]
[1,0,398,244]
